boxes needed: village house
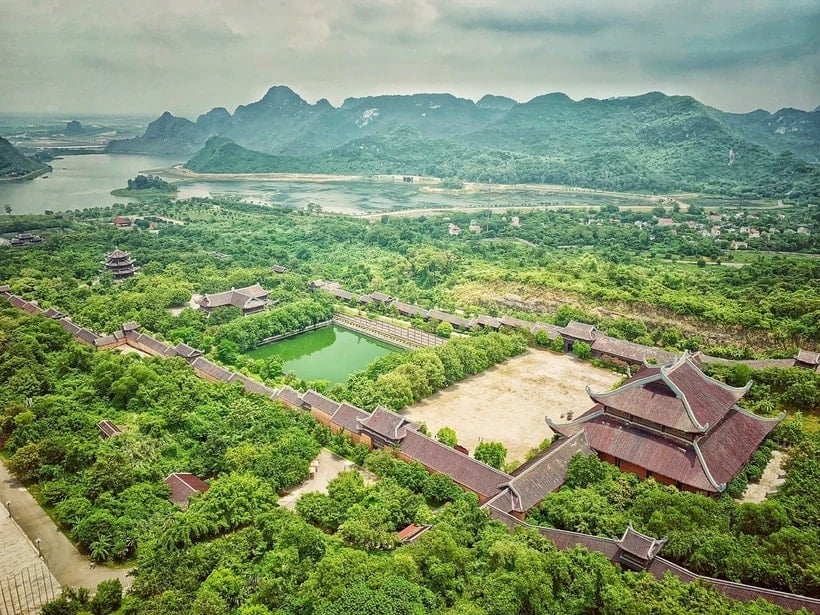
[113,216,131,227]
[656,217,675,227]
[549,352,782,495]
[448,223,461,236]
[97,420,122,439]
[10,232,43,247]
[196,283,271,316]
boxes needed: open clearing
[403,349,621,462]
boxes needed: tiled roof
[173,342,202,359]
[22,301,45,315]
[619,524,667,560]
[122,321,139,332]
[59,318,80,334]
[94,334,120,347]
[530,323,561,339]
[502,431,592,513]
[330,402,370,433]
[370,291,393,303]
[399,430,509,499]
[327,287,354,301]
[135,334,176,357]
[301,390,341,415]
[475,314,501,328]
[697,408,782,488]
[587,353,750,433]
[229,373,277,396]
[0,285,11,294]
[427,309,472,329]
[591,336,676,365]
[190,357,234,382]
[357,406,416,440]
[198,284,269,309]
[498,315,533,329]
[75,328,100,344]
[396,523,431,543]
[394,301,429,318]
[43,307,66,319]
[271,264,287,273]
[107,249,130,259]
[275,386,303,407]
[164,472,209,504]
[97,420,122,439]
[796,349,820,365]
[558,320,597,342]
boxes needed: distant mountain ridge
[107,85,820,198]
[0,136,50,180]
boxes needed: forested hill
[110,85,820,198]
[0,136,50,180]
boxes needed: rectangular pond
[245,325,401,384]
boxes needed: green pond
[245,325,401,384]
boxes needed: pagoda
[548,351,782,495]
[103,248,138,279]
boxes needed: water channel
[245,325,401,384]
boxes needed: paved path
[0,458,131,590]
[740,450,787,503]
[278,449,373,510]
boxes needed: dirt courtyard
[402,350,621,463]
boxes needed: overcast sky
[1,1,818,117]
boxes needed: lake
[0,154,182,214]
[245,325,401,384]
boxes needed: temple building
[549,351,782,495]
[196,283,271,316]
[103,248,138,279]
[10,232,43,247]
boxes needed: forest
[0,195,818,613]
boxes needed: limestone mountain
[0,136,51,180]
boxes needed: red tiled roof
[587,353,750,433]
[619,524,666,560]
[330,402,370,433]
[164,472,209,504]
[357,406,416,440]
[398,430,509,499]
[502,431,592,513]
[697,408,781,488]
[301,390,340,415]
[396,523,431,543]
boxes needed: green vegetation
[110,174,177,198]
[0,135,50,180]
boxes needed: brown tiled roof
[135,334,176,357]
[164,472,209,504]
[107,249,130,259]
[271,264,287,273]
[619,524,666,560]
[275,386,303,407]
[427,309,472,329]
[122,321,139,332]
[370,291,393,303]
[330,402,370,433]
[394,301,429,318]
[0,285,11,294]
[59,318,80,334]
[399,430,509,499]
[396,523,431,543]
[551,412,717,492]
[23,301,45,315]
[498,315,533,329]
[530,323,561,339]
[173,342,202,359]
[198,284,269,309]
[190,357,234,382]
[475,314,501,328]
[43,307,66,319]
[327,287,354,301]
[94,334,120,347]
[301,389,340,415]
[358,294,373,304]
[8,295,26,309]
[229,373,277,396]
[75,328,100,344]
[587,352,750,433]
[97,420,122,439]
[558,320,597,342]
[796,349,820,365]
[697,408,782,488]
[502,431,592,513]
[357,406,416,440]
[591,335,676,365]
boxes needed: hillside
[107,85,820,198]
[0,136,50,180]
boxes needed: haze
[0,0,818,116]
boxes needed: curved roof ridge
[692,439,725,492]
[694,361,753,395]
[730,405,786,423]
[660,363,708,433]
[546,407,605,429]
[585,373,661,400]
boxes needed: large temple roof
[587,351,751,433]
